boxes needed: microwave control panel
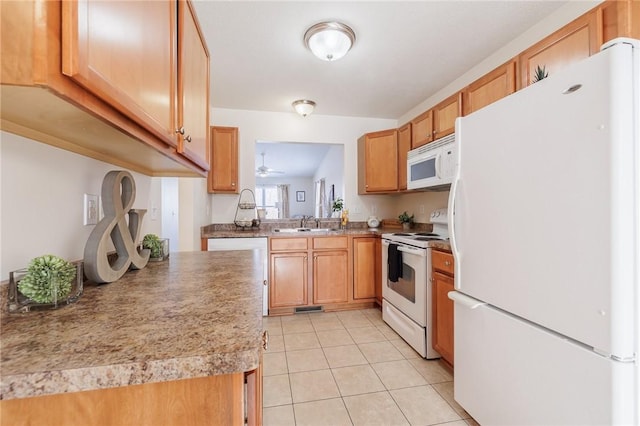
[440,144,457,178]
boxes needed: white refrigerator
[448,38,639,425]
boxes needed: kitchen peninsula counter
[0,251,264,401]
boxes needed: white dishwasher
[207,237,269,316]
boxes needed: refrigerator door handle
[448,291,487,309]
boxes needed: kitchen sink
[273,228,338,233]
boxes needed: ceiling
[255,142,336,178]
[193,1,568,120]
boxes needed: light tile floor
[262,308,480,426]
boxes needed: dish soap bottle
[341,209,349,229]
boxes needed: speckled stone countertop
[201,223,451,252]
[0,251,263,400]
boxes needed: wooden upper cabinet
[410,110,434,149]
[600,0,640,42]
[358,129,398,194]
[1,0,209,177]
[519,10,602,89]
[176,0,210,171]
[62,0,177,147]
[209,126,238,193]
[463,60,516,116]
[433,92,462,140]
[397,123,411,191]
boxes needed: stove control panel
[429,208,448,224]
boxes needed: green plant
[332,198,344,212]
[398,211,414,224]
[143,234,164,258]
[17,255,76,303]
[532,65,549,83]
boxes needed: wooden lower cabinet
[269,252,308,308]
[313,250,349,304]
[431,250,455,367]
[0,373,254,426]
[353,237,379,300]
[269,236,379,314]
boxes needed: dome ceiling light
[292,99,316,117]
[304,21,356,62]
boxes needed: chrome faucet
[300,215,314,228]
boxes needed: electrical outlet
[84,194,99,225]
[420,204,426,214]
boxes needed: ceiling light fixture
[304,21,355,62]
[292,99,316,117]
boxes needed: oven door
[381,239,428,326]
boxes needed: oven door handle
[397,245,427,257]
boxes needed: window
[256,185,279,219]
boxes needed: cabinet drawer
[432,250,454,275]
[313,236,348,250]
[270,238,308,251]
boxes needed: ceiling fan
[256,152,284,177]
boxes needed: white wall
[209,109,396,223]
[0,131,162,281]
[314,144,345,210]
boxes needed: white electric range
[381,208,449,358]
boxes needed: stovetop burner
[415,232,439,237]
[393,233,412,236]
[414,236,442,241]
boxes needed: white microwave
[407,133,456,190]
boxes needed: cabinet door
[411,110,433,149]
[270,253,308,308]
[353,238,377,300]
[397,123,411,191]
[519,11,601,89]
[208,126,238,193]
[433,92,462,140]
[62,0,177,146]
[176,0,210,171]
[313,251,348,304]
[357,129,398,193]
[463,60,516,116]
[432,271,455,366]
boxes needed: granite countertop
[202,225,452,251]
[0,251,263,400]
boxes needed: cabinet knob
[262,330,269,351]
[232,182,236,186]
[175,126,185,135]
[444,260,451,266]
[184,135,192,143]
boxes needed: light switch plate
[84,193,99,225]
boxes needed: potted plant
[9,254,83,312]
[331,198,344,218]
[532,64,548,83]
[398,211,414,231]
[142,234,169,261]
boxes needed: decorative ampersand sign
[83,171,150,283]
